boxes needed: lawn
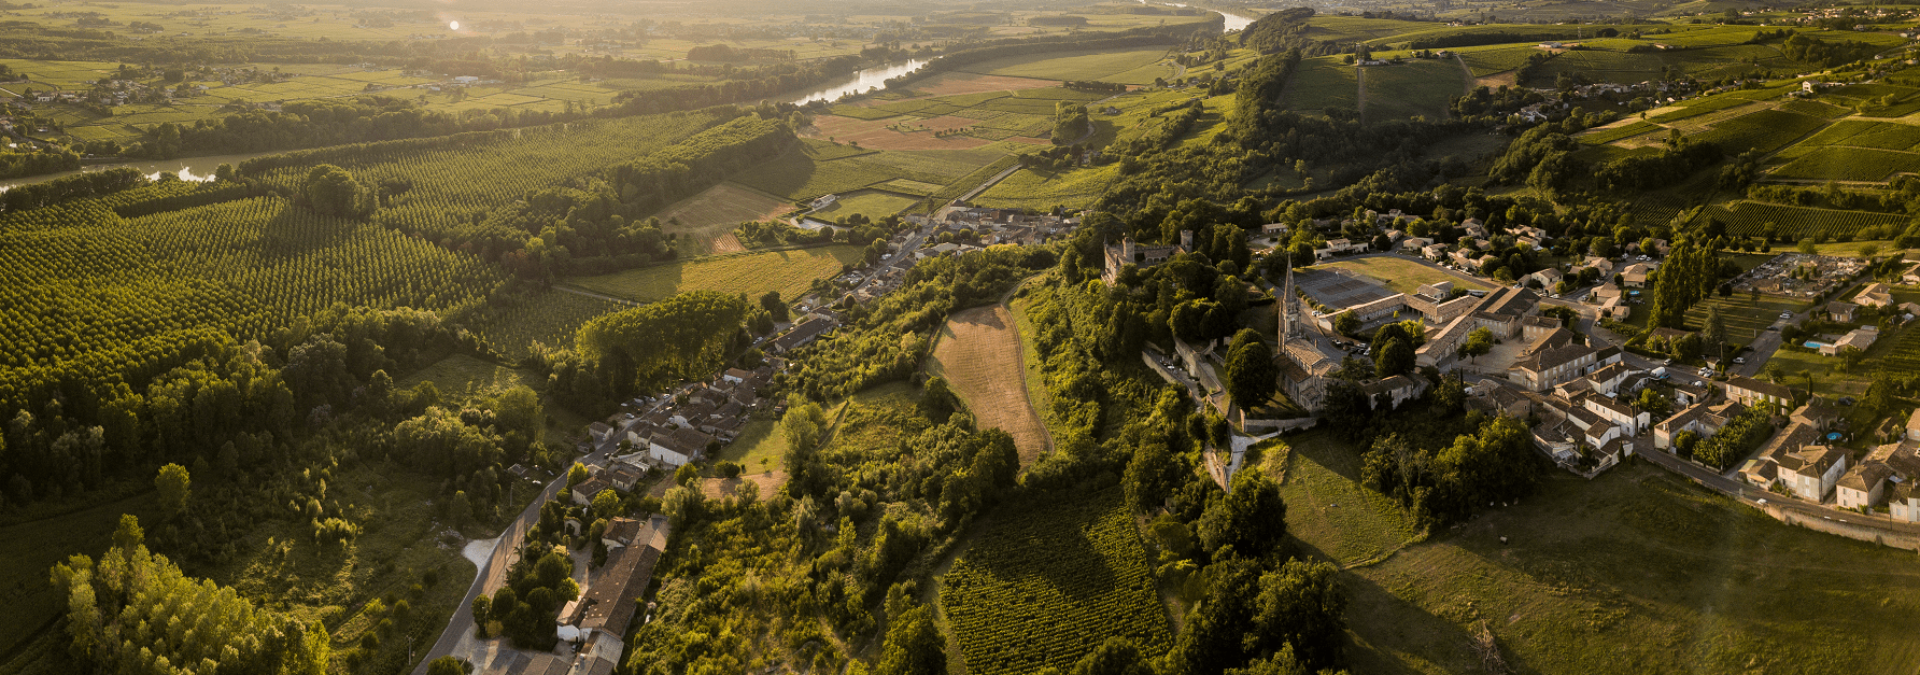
[1286,434,1920,675]
[1362,60,1464,121]
[563,246,863,304]
[1312,256,1494,296]
[713,420,790,476]
[655,182,796,254]
[961,47,1172,83]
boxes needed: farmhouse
[1827,301,1859,323]
[1819,325,1878,355]
[1620,262,1656,288]
[1856,282,1894,308]
[569,516,668,668]
[1725,376,1791,407]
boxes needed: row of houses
[589,364,780,469]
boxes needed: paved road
[411,443,612,675]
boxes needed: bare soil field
[929,305,1051,465]
[810,114,993,151]
[655,182,796,254]
[701,471,786,500]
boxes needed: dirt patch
[1476,72,1517,89]
[701,471,785,500]
[656,182,796,254]
[912,71,1064,97]
[808,114,993,151]
[930,305,1051,465]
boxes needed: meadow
[927,305,1050,465]
[466,289,627,362]
[655,182,797,254]
[563,245,862,305]
[1279,432,1920,675]
[808,189,922,223]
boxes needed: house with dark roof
[1725,376,1791,407]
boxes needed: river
[786,6,1258,106]
[1142,0,1258,32]
[789,59,930,105]
[0,151,280,192]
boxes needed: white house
[1836,462,1892,509]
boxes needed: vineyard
[1706,200,1909,240]
[0,196,503,369]
[1773,146,1920,182]
[0,192,503,366]
[253,113,720,247]
[1580,120,1659,145]
[1694,109,1826,155]
[940,488,1171,675]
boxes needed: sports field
[928,305,1051,465]
[563,245,863,304]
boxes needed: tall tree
[1224,329,1278,412]
[155,463,190,517]
[876,606,947,675]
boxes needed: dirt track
[931,305,1051,465]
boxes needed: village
[1120,202,1920,543]
[440,200,1081,675]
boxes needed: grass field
[713,420,790,475]
[656,182,796,254]
[395,354,532,395]
[564,246,862,304]
[467,290,627,362]
[1362,60,1465,121]
[1276,433,1421,566]
[1313,256,1494,296]
[961,47,1173,84]
[1281,57,1359,114]
[1284,432,1920,674]
[928,305,1051,465]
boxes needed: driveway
[412,443,614,674]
